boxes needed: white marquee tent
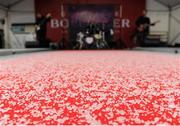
[0,0,180,48]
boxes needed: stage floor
[133,47,180,54]
[0,50,179,125]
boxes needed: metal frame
[155,0,180,8]
[0,0,25,48]
[173,4,180,11]
[8,0,25,8]
[0,4,8,10]
[0,0,25,8]
[154,0,180,45]
[154,0,169,8]
[172,1,180,8]
[170,15,180,44]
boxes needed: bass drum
[85,36,94,44]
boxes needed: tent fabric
[0,0,23,8]
[155,0,180,8]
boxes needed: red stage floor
[0,51,180,125]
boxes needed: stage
[0,50,179,125]
[133,47,180,54]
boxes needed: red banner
[35,0,145,48]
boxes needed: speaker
[25,41,39,48]
[174,43,180,47]
[0,19,5,25]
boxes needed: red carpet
[0,51,180,125]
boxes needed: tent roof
[0,0,24,8]
[155,0,180,8]
[1,0,180,9]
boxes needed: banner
[68,5,114,45]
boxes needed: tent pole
[4,8,11,48]
[168,7,171,45]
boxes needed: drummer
[94,28,102,48]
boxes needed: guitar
[35,25,41,31]
[137,20,160,32]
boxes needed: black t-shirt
[36,16,51,34]
[136,16,151,33]
[136,16,150,27]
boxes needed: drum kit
[75,30,109,49]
